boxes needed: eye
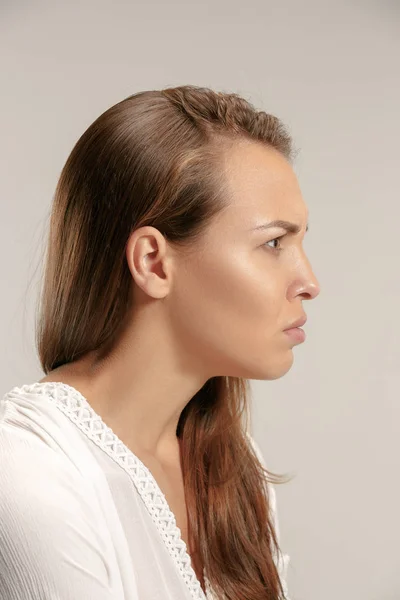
[264,235,285,253]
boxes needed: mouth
[283,327,306,343]
[283,314,307,343]
[284,314,307,330]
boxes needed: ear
[125,226,172,299]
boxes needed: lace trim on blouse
[8,381,289,600]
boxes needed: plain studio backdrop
[0,1,399,598]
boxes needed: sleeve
[0,427,122,600]
[246,432,291,600]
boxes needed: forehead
[220,140,308,229]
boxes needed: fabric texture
[0,381,290,599]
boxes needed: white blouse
[0,381,290,599]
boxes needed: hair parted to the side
[35,85,295,600]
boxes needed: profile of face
[129,140,320,382]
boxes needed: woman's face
[171,140,321,381]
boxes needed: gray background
[1,1,399,598]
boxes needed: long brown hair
[35,85,295,599]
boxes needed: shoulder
[0,383,108,519]
[0,382,100,475]
[0,386,101,532]
[0,387,116,599]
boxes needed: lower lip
[283,327,306,343]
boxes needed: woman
[0,85,320,599]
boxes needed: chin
[226,349,294,381]
[252,351,294,381]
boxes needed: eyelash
[264,235,285,254]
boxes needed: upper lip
[284,314,307,330]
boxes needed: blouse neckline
[10,381,214,600]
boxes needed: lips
[284,326,306,343]
[284,315,307,330]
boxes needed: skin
[40,140,320,466]
[40,140,320,588]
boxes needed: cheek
[172,248,284,348]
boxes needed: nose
[300,271,320,300]
[290,255,321,301]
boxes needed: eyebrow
[251,219,309,234]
